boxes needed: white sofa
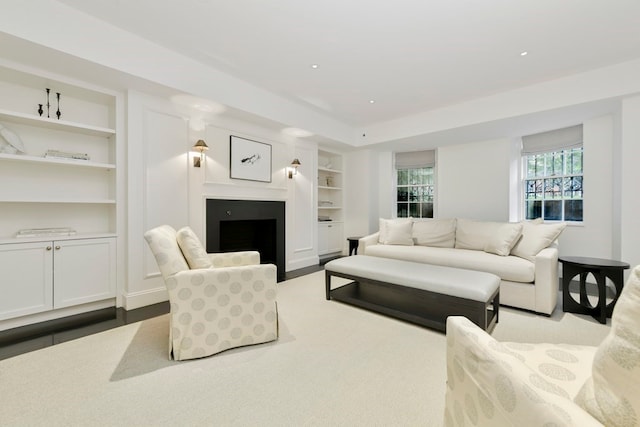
[359,218,566,315]
[444,265,640,426]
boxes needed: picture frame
[229,135,272,183]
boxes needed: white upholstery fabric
[483,222,523,256]
[365,245,535,283]
[455,219,502,251]
[209,251,260,268]
[378,218,412,244]
[176,226,212,269]
[574,265,640,425]
[144,225,278,361]
[383,220,414,246]
[144,225,189,280]
[444,316,602,427]
[326,255,499,302]
[511,221,566,262]
[412,218,456,248]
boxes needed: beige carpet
[0,271,610,426]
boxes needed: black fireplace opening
[219,219,277,266]
[206,199,285,281]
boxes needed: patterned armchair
[144,225,278,361]
[444,265,640,426]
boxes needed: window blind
[522,125,583,155]
[395,150,435,169]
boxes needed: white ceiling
[56,0,640,129]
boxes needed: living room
[1,1,640,425]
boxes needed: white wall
[126,91,190,309]
[559,115,614,259]
[620,96,640,270]
[438,138,511,221]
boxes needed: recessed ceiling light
[369,100,375,104]
[311,64,319,69]
[520,51,528,56]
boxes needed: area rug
[0,271,610,426]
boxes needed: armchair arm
[444,316,600,427]
[359,232,380,255]
[208,251,260,267]
[533,246,559,315]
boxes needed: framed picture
[230,135,272,183]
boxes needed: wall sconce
[288,158,301,179]
[192,139,209,167]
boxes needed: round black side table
[559,256,630,324]
[347,237,362,256]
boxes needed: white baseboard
[0,299,115,331]
[123,287,168,310]
[286,255,319,272]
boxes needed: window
[394,150,435,218]
[522,125,583,222]
[396,167,434,218]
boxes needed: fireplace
[206,199,285,281]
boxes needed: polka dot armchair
[444,265,640,426]
[144,225,278,361]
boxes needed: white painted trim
[287,255,319,272]
[0,299,115,331]
[122,287,168,310]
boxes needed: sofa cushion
[484,222,523,256]
[412,218,456,248]
[511,222,566,262]
[455,219,502,251]
[365,244,535,283]
[574,265,640,425]
[176,226,213,269]
[378,218,413,245]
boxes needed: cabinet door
[318,224,329,255]
[53,238,116,309]
[327,222,344,253]
[0,242,53,321]
[318,223,343,255]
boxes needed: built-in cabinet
[0,63,120,327]
[317,149,344,257]
[0,238,116,321]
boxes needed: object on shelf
[318,200,334,207]
[318,216,332,221]
[16,227,77,238]
[45,149,90,161]
[0,123,26,154]
[46,88,51,118]
[56,92,61,120]
[325,176,334,187]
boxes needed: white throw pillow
[412,218,456,248]
[378,218,412,244]
[454,219,502,251]
[483,222,523,256]
[574,265,640,425]
[382,220,414,246]
[176,226,213,269]
[510,222,566,262]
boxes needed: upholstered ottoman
[325,255,500,332]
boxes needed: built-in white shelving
[0,63,120,329]
[317,149,344,256]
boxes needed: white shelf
[0,109,115,137]
[318,185,342,190]
[0,232,116,245]
[0,198,116,204]
[318,206,342,209]
[318,166,342,174]
[0,153,115,170]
